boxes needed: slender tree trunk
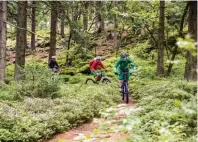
[15,1,27,80]
[0,1,7,82]
[73,2,78,21]
[83,2,89,31]
[31,1,36,53]
[61,10,65,38]
[96,1,104,33]
[157,1,165,76]
[184,1,197,81]
[49,2,58,61]
[167,3,189,75]
[114,1,118,56]
[66,31,72,66]
[94,7,98,32]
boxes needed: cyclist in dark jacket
[48,56,60,73]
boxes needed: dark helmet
[120,53,127,58]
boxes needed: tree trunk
[184,1,197,81]
[31,1,36,53]
[14,1,27,80]
[157,1,165,76]
[61,10,65,38]
[96,1,104,33]
[73,2,78,21]
[83,2,89,31]
[0,1,7,82]
[49,2,58,61]
[114,1,118,56]
[167,3,189,75]
[66,31,72,66]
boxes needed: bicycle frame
[95,70,105,81]
[85,70,111,84]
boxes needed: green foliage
[177,34,197,56]
[132,41,155,59]
[0,83,120,141]
[16,62,60,98]
[0,62,60,100]
[127,79,197,142]
[4,1,196,141]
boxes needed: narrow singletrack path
[46,97,137,142]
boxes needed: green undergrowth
[0,82,120,141]
[127,79,197,142]
[0,61,120,141]
[109,41,197,142]
[122,56,197,141]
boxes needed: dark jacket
[48,60,59,69]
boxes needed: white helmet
[95,56,101,60]
[51,56,56,59]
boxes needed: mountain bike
[121,71,136,104]
[121,71,129,103]
[51,67,61,82]
[85,70,111,84]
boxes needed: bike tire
[85,78,96,84]
[123,82,129,104]
[102,77,111,84]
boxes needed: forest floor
[46,98,136,142]
[6,34,115,65]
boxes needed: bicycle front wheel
[102,77,111,84]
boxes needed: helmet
[95,56,101,60]
[51,56,56,59]
[120,53,127,58]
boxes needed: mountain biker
[114,53,136,92]
[48,56,60,73]
[89,56,107,82]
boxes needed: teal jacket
[114,57,136,73]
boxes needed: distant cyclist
[48,56,60,73]
[114,53,136,92]
[89,56,107,82]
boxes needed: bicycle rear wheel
[102,77,111,84]
[85,78,96,84]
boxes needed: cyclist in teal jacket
[114,53,136,91]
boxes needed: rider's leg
[95,71,102,82]
[119,80,123,88]
[52,68,56,72]
[119,80,123,92]
[91,71,98,82]
[127,72,130,91]
[118,72,123,92]
[95,75,99,81]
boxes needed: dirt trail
[46,98,137,142]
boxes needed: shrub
[0,82,120,141]
[128,79,197,142]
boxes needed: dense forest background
[0,1,197,142]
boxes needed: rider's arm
[114,60,120,72]
[128,58,136,71]
[55,61,59,68]
[100,62,106,70]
